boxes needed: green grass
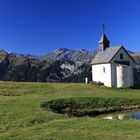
[0,82,140,140]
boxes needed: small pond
[103,110,140,120]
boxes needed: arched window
[103,67,105,73]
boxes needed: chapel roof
[91,46,122,65]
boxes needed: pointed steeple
[99,33,110,51]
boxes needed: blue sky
[0,0,140,55]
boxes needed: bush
[91,81,104,86]
[41,97,140,117]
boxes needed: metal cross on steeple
[102,24,105,34]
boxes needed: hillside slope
[0,49,94,82]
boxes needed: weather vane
[102,24,105,34]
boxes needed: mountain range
[0,48,95,82]
[0,48,140,85]
[42,48,97,62]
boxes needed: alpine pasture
[0,82,140,140]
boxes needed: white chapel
[91,33,134,88]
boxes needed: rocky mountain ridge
[42,48,97,63]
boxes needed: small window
[120,53,123,59]
[103,67,105,73]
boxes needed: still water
[103,110,140,120]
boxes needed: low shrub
[41,97,140,117]
[91,81,104,86]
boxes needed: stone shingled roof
[91,46,122,64]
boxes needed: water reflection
[134,112,140,120]
[103,111,140,120]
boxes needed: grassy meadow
[0,82,140,140]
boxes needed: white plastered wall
[92,63,112,87]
